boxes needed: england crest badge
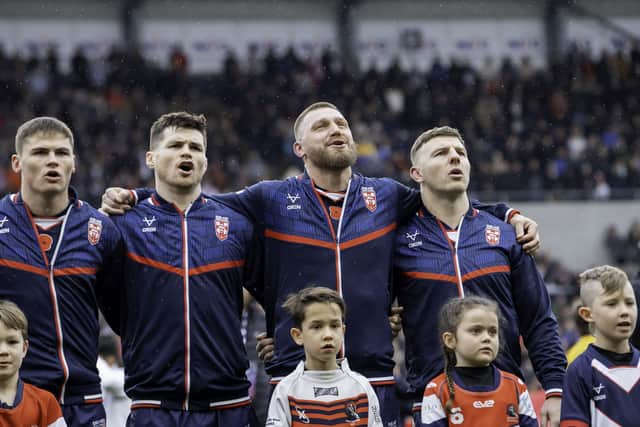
[88,217,103,246]
[215,216,229,241]
[361,187,377,212]
[485,224,500,246]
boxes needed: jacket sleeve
[559,361,591,427]
[242,228,265,305]
[133,187,152,202]
[510,245,567,395]
[360,379,383,427]
[420,383,449,427]
[389,179,422,224]
[212,183,265,225]
[470,199,514,223]
[266,383,292,427]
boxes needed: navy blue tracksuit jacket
[394,204,566,403]
[108,192,256,411]
[0,191,121,405]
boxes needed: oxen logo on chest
[141,216,157,233]
[215,216,229,241]
[361,187,377,212]
[406,229,423,248]
[286,193,302,210]
[485,224,500,246]
[88,217,103,246]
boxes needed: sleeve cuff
[506,208,520,223]
[545,388,563,399]
[129,190,138,205]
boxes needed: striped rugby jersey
[267,359,382,426]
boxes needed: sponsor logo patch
[405,229,423,248]
[294,406,310,424]
[313,386,338,397]
[473,399,494,408]
[593,383,607,401]
[286,193,302,210]
[142,216,157,233]
[287,193,302,211]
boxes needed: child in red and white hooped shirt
[421,296,537,427]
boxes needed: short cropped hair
[282,286,346,328]
[293,102,339,142]
[149,112,207,149]
[15,117,74,154]
[410,126,464,165]
[0,300,28,340]
[579,265,629,305]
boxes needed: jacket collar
[13,187,80,209]
[148,190,206,214]
[299,169,362,190]
[418,198,477,221]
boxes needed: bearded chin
[316,151,357,170]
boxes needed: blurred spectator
[627,220,640,262]
[605,219,640,266]
[605,224,627,264]
[592,170,611,200]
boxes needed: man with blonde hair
[0,117,122,426]
[394,126,565,427]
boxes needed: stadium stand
[1,44,639,204]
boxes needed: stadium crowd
[1,44,640,203]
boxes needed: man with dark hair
[148,111,207,149]
[103,111,260,426]
[0,116,122,426]
[102,103,540,426]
